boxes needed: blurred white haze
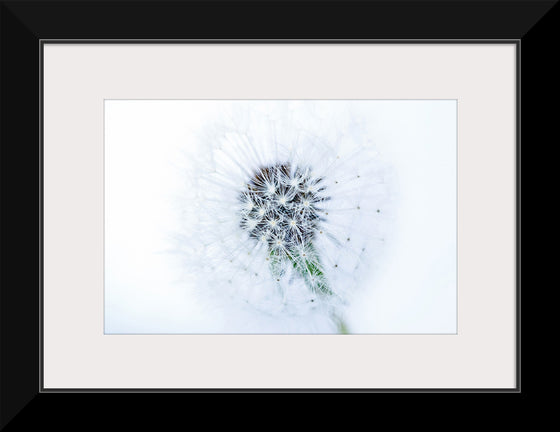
[104,100,457,334]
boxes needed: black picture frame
[1,0,553,426]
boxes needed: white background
[44,44,515,389]
[104,100,457,334]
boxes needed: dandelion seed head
[179,103,396,326]
[238,163,324,249]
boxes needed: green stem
[269,245,349,334]
[287,243,332,296]
[331,312,350,334]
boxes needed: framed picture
[1,0,548,423]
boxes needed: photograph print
[104,100,457,334]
